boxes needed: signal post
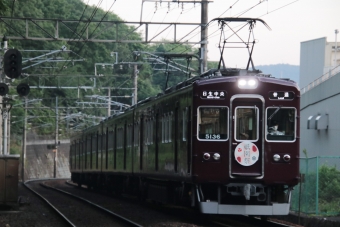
[1,36,30,184]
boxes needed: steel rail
[41,181,143,227]
[23,180,76,227]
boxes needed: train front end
[191,70,300,215]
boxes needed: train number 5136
[205,134,221,139]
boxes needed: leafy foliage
[2,0,200,138]
[318,165,340,214]
[145,41,200,91]
[293,164,340,215]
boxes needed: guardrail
[301,65,340,94]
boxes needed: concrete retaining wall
[23,139,71,180]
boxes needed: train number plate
[205,134,221,140]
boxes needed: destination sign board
[201,90,226,99]
[269,91,294,100]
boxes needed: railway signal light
[16,83,30,97]
[3,49,22,79]
[0,83,9,96]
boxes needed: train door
[230,95,264,178]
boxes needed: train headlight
[238,78,258,89]
[213,153,220,160]
[283,154,291,162]
[248,79,256,86]
[203,153,211,160]
[238,79,247,86]
[273,154,280,162]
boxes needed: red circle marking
[252,145,257,152]
[237,157,241,163]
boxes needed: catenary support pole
[54,96,58,178]
[22,98,27,182]
[201,0,209,73]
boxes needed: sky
[85,0,340,67]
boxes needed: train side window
[127,125,132,147]
[86,137,91,169]
[169,112,173,142]
[92,134,97,158]
[117,127,123,148]
[150,118,154,144]
[197,106,228,141]
[235,107,258,142]
[144,119,148,145]
[134,122,139,146]
[162,115,165,143]
[146,118,154,145]
[162,113,172,143]
[117,129,120,148]
[183,107,188,141]
[144,119,153,145]
[266,107,296,142]
[165,114,169,143]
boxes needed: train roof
[80,67,299,131]
[198,68,299,88]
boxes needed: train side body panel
[133,87,193,180]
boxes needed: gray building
[300,37,340,157]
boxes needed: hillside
[257,64,300,85]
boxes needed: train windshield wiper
[268,106,281,120]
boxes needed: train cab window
[266,107,296,142]
[198,106,228,141]
[235,107,258,141]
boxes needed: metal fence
[291,156,340,216]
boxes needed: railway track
[24,179,299,227]
[63,181,297,227]
[24,179,142,227]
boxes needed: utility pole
[133,65,138,105]
[7,111,10,153]
[21,98,27,182]
[201,0,209,73]
[335,29,339,68]
[0,36,6,155]
[1,36,9,155]
[107,89,111,116]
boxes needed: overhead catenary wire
[58,0,117,72]
[164,0,243,53]
[56,0,102,73]
[171,0,300,57]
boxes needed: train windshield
[266,107,296,142]
[198,106,228,141]
[235,106,259,141]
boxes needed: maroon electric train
[70,68,300,215]
[70,18,300,216]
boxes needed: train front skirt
[198,191,292,215]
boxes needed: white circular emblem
[234,141,259,166]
